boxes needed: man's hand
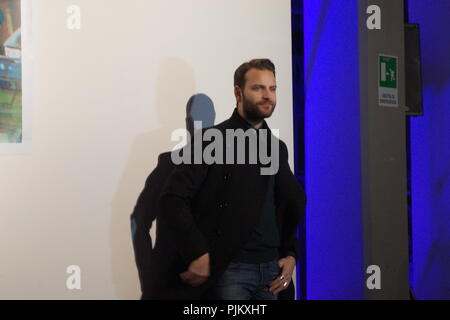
[179,253,210,287]
[268,256,296,294]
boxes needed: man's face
[237,68,277,121]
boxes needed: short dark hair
[234,59,276,89]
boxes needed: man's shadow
[110,57,214,299]
[130,93,216,299]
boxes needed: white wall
[0,0,294,299]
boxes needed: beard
[241,95,276,122]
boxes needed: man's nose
[262,88,271,99]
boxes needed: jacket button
[223,173,231,180]
[218,201,228,208]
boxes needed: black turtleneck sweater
[232,111,280,263]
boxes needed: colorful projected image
[0,0,21,143]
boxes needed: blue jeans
[209,259,281,300]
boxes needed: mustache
[257,100,275,106]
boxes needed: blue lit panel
[303,0,364,299]
[408,0,450,300]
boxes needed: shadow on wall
[110,56,216,299]
[130,94,215,299]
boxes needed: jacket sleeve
[158,144,210,266]
[278,141,306,261]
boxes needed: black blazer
[154,108,306,299]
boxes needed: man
[158,59,306,300]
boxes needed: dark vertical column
[358,0,410,299]
[291,0,306,300]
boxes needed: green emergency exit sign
[378,54,398,107]
[379,55,397,88]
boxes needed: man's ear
[234,86,242,104]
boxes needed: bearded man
[156,59,306,300]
